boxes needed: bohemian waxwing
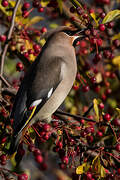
[9,26,85,154]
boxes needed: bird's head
[40,26,85,45]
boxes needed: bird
[8,26,85,155]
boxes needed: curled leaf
[102,10,120,24]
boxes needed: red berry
[0,154,7,161]
[90,37,97,45]
[90,77,96,84]
[108,22,114,28]
[80,119,85,124]
[102,94,106,101]
[32,0,39,8]
[82,85,90,92]
[43,133,50,140]
[23,52,29,58]
[33,44,40,51]
[113,39,120,48]
[106,88,112,95]
[99,103,104,109]
[1,0,9,7]
[43,124,51,131]
[100,12,106,19]
[1,137,7,143]
[96,131,103,137]
[16,62,24,71]
[41,27,47,33]
[86,172,92,179]
[62,156,69,164]
[35,154,43,163]
[70,6,76,13]
[118,168,120,175]
[113,118,120,126]
[89,8,94,13]
[0,35,6,42]
[57,141,63,149]
[22,10,29,18]
[70,16,75,21]
[33,148,41,156]
[97,38,103,46]
[18,173,28,180]
[28,145,35,152]
[87,135,93,143]
[73,84,79,90]
[103,50,111,59]
[28,49,34,54]
[20,45,25,52]
[103,113,111,121]
[38,7,44,13]
[23,2,30,10]
[115,144,120,152]
[99,24,105,31]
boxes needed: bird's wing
[11,57,63,136]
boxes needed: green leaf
[25,16,44,27]
[102,10,120,24]
[93,98,99,122]
[57,0,63,14]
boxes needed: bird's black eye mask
[63,30,74,36]
[63,29,85,36]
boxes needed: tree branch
[0,0,22,90]
[0,75,11,88]
[55,109,96,122]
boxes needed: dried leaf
[112,56,120,67]
[49,23,59,29]
[112,32,120,41]
[93,99,99,122]
[70,0,83,8]
[41,0,49,7]
[116,108,120,114]
[102,10,120,24]
[95,73,102,83]
[57,0,63,14]
[90,13,99,26]
[76,163,87,174]
[92,155,106,178]
[25,16,44,27]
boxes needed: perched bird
[9,26,84,155]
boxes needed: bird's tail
[8,134,21,155]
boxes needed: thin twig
[0,75,11,88]
[2,87,17,96]
[55,109,96,122]
[0,0,22,90]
